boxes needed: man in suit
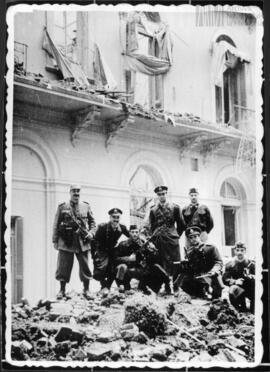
[148,185,186,294]
[92,208,129,293]
[223,242,255,312]
[182,188,214,243]
[52,185,96,300]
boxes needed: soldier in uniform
[114,224,142,291]
[52,185,96,300]
[177,226,223,299]
[148,185,186,294]
[182,188,214,243]
[223,242,255,312]
[91,208,129,293]
[114,225,171,294]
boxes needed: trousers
[55,249,92,283]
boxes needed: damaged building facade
[11,8,258,304]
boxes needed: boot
[56,281,66,300]
[83,280,93,300]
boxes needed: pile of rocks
[11,289,255,363]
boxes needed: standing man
[149,185,186,294]
[182,188,214,242]
[92,208,129,293]
[52,185,96,300]
[223,242,255,312]
[177,226,223,299]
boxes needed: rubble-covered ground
[11,287,255,363]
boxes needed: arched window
[213,35,249,129]
[216,34,236,47]
[220,178,245,248]
[129,165,158,227]
[220,180,240,200]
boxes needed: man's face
[70,189,80,204]
[129,229,139,241]
[235,247,246,261]
[110,213,121,227]
[188,233,201,247]
[157,191,167,203]
[189,192,198,204]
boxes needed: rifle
[67,212,90,243]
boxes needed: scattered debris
[11,289,255,362]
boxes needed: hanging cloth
[125,14,173,76]
[42,28,89,87]
[212,40,250,87]
[125,53,170,76]
[93,43,117,90]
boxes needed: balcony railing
[227,104,255,133]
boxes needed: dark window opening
[11,216,23,304]
[223,206,236,246]
[191,158,199,172]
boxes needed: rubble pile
[124,293,168,337]
[11,289,255,363]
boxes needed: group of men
[52,184,255,312]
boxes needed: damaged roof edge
[13,75,255,142]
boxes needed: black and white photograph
[5,3,263,368]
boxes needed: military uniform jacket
[182,203,214,233]
[148,202,185,272]
[185,243,223,276]
[114,238,142,266]
[149,202,186,237]
[223,258,255,286]
[52,201,96,253]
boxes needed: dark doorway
[223,206,237,246]
[11,216,23,304]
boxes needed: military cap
[129,224,138,230]
[154,185,168,194]
[189,187,199,194]
[185,226,201,237]
[234,241,246,249]
[70,184,81,191]
[108,208,123,215]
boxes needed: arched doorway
[129,165,163,228]
[220,177,247,255]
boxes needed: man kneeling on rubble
[114,225,171,294]
[175,226,223,299]
[223,241,255,313]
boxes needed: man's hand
[53,242,58,250]
[221,286,230,303]
[85,232,94,241]
[128,253,136,262]
[235,278,244,286]
[207,270,217,277]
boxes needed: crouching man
[114,225,143,291]
[223,242,255,313]
[175,226,223,299]
[114,225,171,294]
[91,208,129,293]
